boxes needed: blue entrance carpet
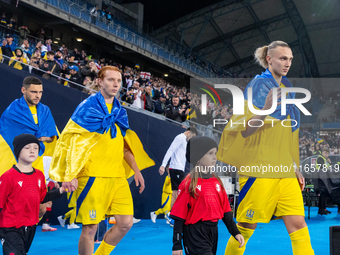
[1,207,337,254]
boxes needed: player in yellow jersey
[218,41,314,255]
[150,169,172,223]
[0,76,59,230]
[49,66,154,255]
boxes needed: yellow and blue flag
[49,92,154,182]
[217,69,300,178]
[0,96,58,175]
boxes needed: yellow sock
[64,209,72,220]
[69,209,76,224]
[225,226,254,255]
[93,241,116,255]
[289,227,314,255]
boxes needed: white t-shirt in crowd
[132,89,143,108]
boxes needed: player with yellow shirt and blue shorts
[49,66,154,255]
[218,41,314,255]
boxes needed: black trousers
[0,225,37,255]
[183,221,218,255]
[91,16,96,25]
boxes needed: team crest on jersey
[89,210,97,220]
[38,180,41,188]
[178,189,181,195]
[246,209,255,220]
[196,185,201,191]
[216,184,221,192]
[18,181,23,187]
[0,181,2,185]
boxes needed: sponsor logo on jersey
[18,181,23,187]
[196,185,201,191]
[216,184,221,192]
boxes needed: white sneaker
[57,216,66,228]
[42,223,57,232]
[133,217,141,224]
[150,212,157,223]
[67,223,80,229]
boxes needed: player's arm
[124,140,145,193]
[241,89,281,138]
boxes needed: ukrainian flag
[0,96,59,175]
[217,69,300,178]
[49,92,154,182]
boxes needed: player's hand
[54,182,60,189]
[172,250,183,255]
[263,88,281,110]
[235,234,245,248]
[134,171,145,194]
[62,178,78,192]
[296,171,305,191]
[159,166,165,175]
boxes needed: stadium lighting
[164,74,168,77]
[76,38,83,42]
[53,41,58,44]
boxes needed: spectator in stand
[122,87,134,104]
[41,50,62,82]
[132,81,143,108]
[38,28,45,40]
[34,41,42,55]
[20,39,31,62]
[126,75,133,90]
[67,55,77,66]
[7,17,16,34]
[80,50,87,61]
[72,48,81,61]
[82,76,93,94]
[54,49,64,67]
[165,96,189,123]
[106,11,112,24]
[154,95,167,115]
[90,6,99,25]
[29,56,41,75]
[0,13,7,26]
[18,25,30,46]
[66,65,82,90]
[80,59,97,82]
[60,62,70,82]
[4,33,16,52]
[45,38,52,51]
[144,86,154,112]
[8,48,27,71]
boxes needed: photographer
[165,96,189,123]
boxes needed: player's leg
[171,191,178,208]
[225,222,256,255]
[94,177,133,255]
[94,215,133,255]
[39,203,47,219]
[41,201,57,232]
[277,178,314,255]
[79,224,98,255]
[283,215,314,255]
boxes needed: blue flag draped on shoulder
[0,96,58,175]
[244,68,300,132]
[49,92,154,182]
[0,96,58,156]
[71,92,129,137]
